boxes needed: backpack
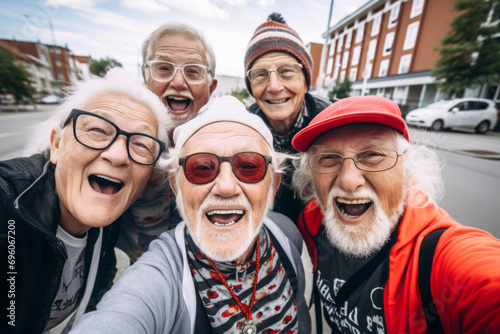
[297,202,446,334]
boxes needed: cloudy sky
[1,0,368,78]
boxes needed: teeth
[207,210,244,216]
[269,99,287,104]
[168,96,189,101]
[94,175,122,184]
[337,198,371,205]
[213,221,237,226]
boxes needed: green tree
[0,48,35,101]
[432,0,500,96]
[328,79,352,99]
[229,87,249,102]
[89,57,123,77]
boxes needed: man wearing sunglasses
[291,96,500,333]
[116,22,219,264]
[71,96,310,334]
[244,13,331,224]
[0,68,169,334]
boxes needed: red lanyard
[206,238,261,323]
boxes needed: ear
[49,128,62,165]
[209,78,218,96]
[272,172,281,198]
[168,172,178,196]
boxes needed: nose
[336,158,365,193]
[267,70,283,93]
[100,135,130,167]
[211,161,241,198]
[169,67,188,88]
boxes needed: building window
[393,86,408,104]
[403,21,420,50]
[388,2,401,29]
[355,21,365,44]
[363,63,373,80]
[398,54,412,74]
[337,35,344,52]
[368,39,377,60]
[342,51,350,69]
[350,68,358,81]
[379,59,389,77]
[340,71,346,82]
[329,40,336,56]
[345,30,353,48]
[352,46,361,66]
[377,88,385,96]
[333,55,341,80]
[371,12,382,36]
[327,58,334,74]
[383,32,395,56]
[410,0,425,18]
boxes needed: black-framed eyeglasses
[144,60,211,84]
[62,109,166,165]
[246,63,303,86]
[308,149,404,174]
[179,152,272,184]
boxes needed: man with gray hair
[118,22,219,263]
[71,96,310,334]
[291,95,500,333]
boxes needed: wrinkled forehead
[182,121,272,155]
[310,123,397,153]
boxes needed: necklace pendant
[242,320,257,334]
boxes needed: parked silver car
[405,98,498,134]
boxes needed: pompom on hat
[244,12,313,95]
[292,95,410,152]
[173,96,273,150]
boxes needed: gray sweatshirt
[70,212,311,333]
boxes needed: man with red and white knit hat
[291,95,500,333]
[244,12,332,224]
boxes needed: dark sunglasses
[179,152,272,184]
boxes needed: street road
[2,107,498,236]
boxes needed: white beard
[320,187,405,258]
[176,185,275,262]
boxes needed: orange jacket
[300,199,500,333]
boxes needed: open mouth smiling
[165,96,192,112]
[88,174,124,195]
[336,197,372,217]
[266,98,290,104]
[206,209,245,227]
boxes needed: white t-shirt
[44,226,87,332]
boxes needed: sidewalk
[409,127,500,160]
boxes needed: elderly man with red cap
[291,95,500,334]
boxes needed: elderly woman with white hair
[0,68,170,334]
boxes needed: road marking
[0,132,17,138]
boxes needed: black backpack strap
[268,230,298,296]
[194,288,213,333]
[418,228,447,334]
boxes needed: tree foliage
[89,57,123,77]
[432,0,500,95]
[0,48,35,101]
[229,87,250,102]
[328,79,352,99]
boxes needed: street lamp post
[316,0,335,95]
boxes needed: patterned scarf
[185,227,298,333]
[273,100,309,150]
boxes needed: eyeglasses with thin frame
[308,149,404,174]
[179,152,272,184]
[62,109,166,165]
[144,60,211,84]
[246,63,303,86]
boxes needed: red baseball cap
[292,95,410,152]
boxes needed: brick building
[315,0,500,113]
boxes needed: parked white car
[405,98,498,134]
